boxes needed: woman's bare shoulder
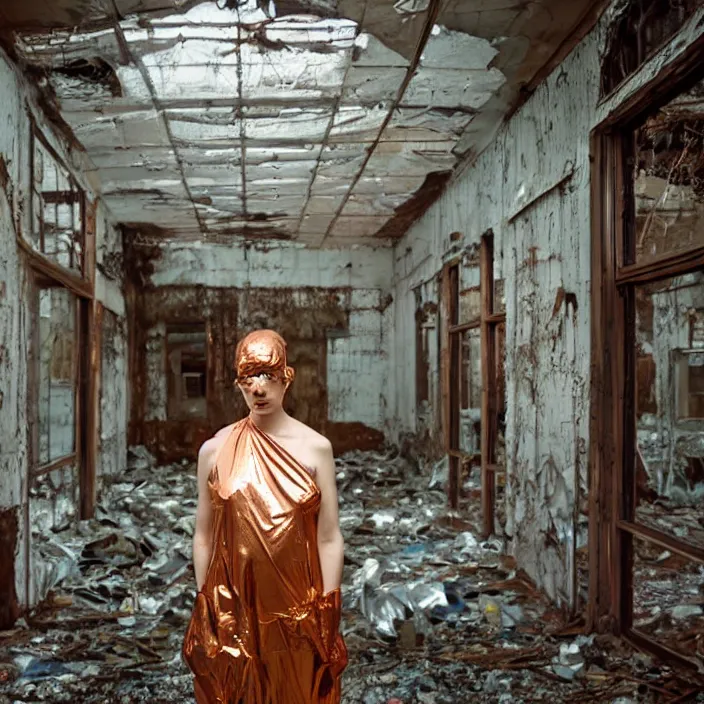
[290,417,332,453]
[198,421,241,460]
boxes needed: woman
[182,329,347,703]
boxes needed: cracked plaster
[3,0,599,246]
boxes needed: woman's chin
[252,403,275,415]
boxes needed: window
[415,290,430,408]
[675,350,704,420]
[166,323,208,419]
[37,286,78,465]
[600,0,701,97]
[31,133,85,272]
[591,62,704,669]
[442,234,506,532]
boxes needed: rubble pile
[0,447,702,703]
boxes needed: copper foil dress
[182,417,347,703]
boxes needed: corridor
[1,0,703,702]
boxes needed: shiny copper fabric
[235,329,295,385]
[182,417,347,703]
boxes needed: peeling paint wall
[391,5,704,606]
[129,239,392,458]
[95,205,128,482]
[0,44,129,618]
[99,309,128,482]
[0,47,31,627]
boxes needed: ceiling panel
[6,0,600,246]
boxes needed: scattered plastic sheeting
[1,447,703,703]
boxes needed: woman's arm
[315,439,344,594]
[192,439,216,591]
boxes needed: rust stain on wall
[128,281,352,462]
[327,421,385,456]
[141,420,213,465]
[0,507,20,629]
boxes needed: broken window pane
[493,277,505,315]
[458,287,480,326]
[632,535,704,666]
[459,327,481,455]
[630,77,704,266]
[166,324,207,420]
[601,0,701,97]
[457,248,481,325]
[673,350,704,419]
[634,271,704,552]
[415,300,430,408]
[32,137,84,272]
[38,287,77,465]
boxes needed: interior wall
[0,45,128,619]
[127,239,393,459]
[390,4,704,605]
[0,47,31,628]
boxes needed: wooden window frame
[30,128,87,277]
[441,236,506,527]
[599,0,702,100]
[23,123,99,525]
[414,287,430,409]
[589,37,704,669]
[480,232,506,537]
[442,260,463,510]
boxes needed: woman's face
[237,372,287,416]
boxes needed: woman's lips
[254,401,268,409]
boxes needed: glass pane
[493,277,505,314]
[458,327,481,455]
[32,137,84,272]
[634,271,704,552]
[631,76,704,265]
[38,287,77,464]
[492,244,505,314]
[633,535,704,667]
[458,253,480,325]
[458,287,480,325]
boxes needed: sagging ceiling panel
[1,0,598,246]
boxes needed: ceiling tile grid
[5,0,597,245]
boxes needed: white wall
[390,5,704,605]
[95,204,128,481]
[0,47,32,619]
[146,239,394,432]
[0,45,129,613]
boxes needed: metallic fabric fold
[182,417,347,703]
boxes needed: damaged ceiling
[2,0,599,247]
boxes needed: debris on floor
[0,448,702,703]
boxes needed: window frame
[589,42,704,669]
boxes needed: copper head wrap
[235,329,295,385]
